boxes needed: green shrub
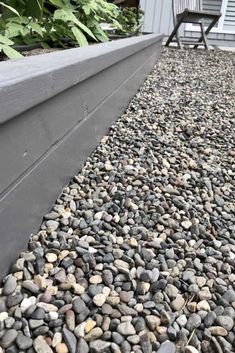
[115,6,144,35]
[0,0,122,58]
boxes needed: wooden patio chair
[165,0,221,49]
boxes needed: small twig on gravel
[186,328,196,346]
[179,294,195,316]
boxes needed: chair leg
[202,22,209,49]
[176,30,183,49]
[194,16,219,49]
[197,21,209,49]
[166,16,184,47]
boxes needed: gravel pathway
[0,47,235,353]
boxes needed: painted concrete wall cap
[0,34,163,125]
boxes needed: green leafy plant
[115,6,144,35]
[76,0,122,42]
[0,33,23,58]
[0,1,23,58]
[0,0,124,59]
[1,0,44,20]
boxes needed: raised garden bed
[0,33,163,277]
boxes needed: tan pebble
[141,282,150,294]
[171,294,185,311]
[14,271,23,280]
[66,310,75,331]
[128,238,138,247]
[72,283,85,295]
[208,326,228,336]
[116,237,123,244]
[74,322,86,338]
[101,136,109,144]
[197,300,210,311]
[69,251,77,259]
[229,150,235,156]
[187,302,197,313]
[55,343,68,353]
[0,312,8,321]
[110,290,119,296]
[198,288,212,300]
[207,279,214,288]
[106,296,120,306]
[157,224,165,232]
[34,275,47,290]
[33,335,53,353]
[58,250,70,261]
[103,287,111,297]
[66,274,76,284]
[93,293,106,307]
[149,331,157,343]
[171,267,180,277]
[85,319,96,334]
[52,332,62,347]
[46,253,57,263]
[145,315,161,330]
[156,326,167,334]
[85,327,103,342]
[44,263,54,273]
[229,274,235,282]
[134,303,143,312]
[129,267,136,280]
[95,264,103,271]
[89,275,102,284]
[61,211,71,218]
[160,233,166,240]
[204,148,212,155]
[114,259,129,270]
[113,215,120,223]
[102,317,111,332]
[46,285,58,295]
[121,315,132,322]
[196,276,207,288]
[94,211,103,220]
[37,302,58,312]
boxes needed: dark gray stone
[62,327,77,353]
[6,293,23,308]
[72,298,87,314]
[157,341,176,353]
[76,337,89,353]
[3,277,17,295]
[16,335,33,350]
[1,329,18,348]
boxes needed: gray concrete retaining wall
[0,33,163,278]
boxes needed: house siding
[140,0,173,34]
[140,0,235,46]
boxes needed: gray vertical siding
[140,0,173,35]
[140,0,235,46]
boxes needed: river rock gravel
[0,47,234,353]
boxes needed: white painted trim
[219,0,229,30]
[186,23,235,34]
